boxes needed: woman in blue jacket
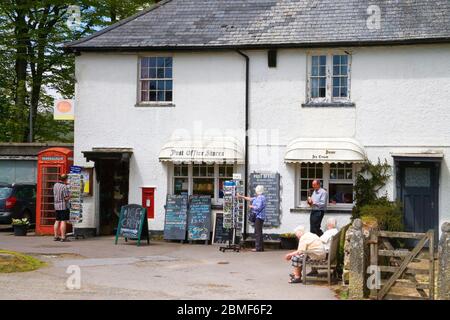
[238,185,266,252]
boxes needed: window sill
[135,102,175,108]
[301,101,355,108]
[290,206,354,214]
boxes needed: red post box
[141,187,155,219]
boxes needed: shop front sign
[169,149,225,158]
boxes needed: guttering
[65,37,450,54]
[236,49,249,241]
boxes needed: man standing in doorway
[53,174,70,242]
[307,180,327,236]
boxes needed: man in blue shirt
[307,180,327,236]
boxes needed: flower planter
[13,225,28,236]
[280,237,298,250]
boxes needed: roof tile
[67,0,450,50]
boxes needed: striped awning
[285,138,366,164]
[159,137,244,164]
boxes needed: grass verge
[0,250,46,273]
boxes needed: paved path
[0,230,337,300]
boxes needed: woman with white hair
[320,217,339,251]
[237,185,266,252]
[309,217,339,276]
[284,225,326,283]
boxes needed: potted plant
[12,218,30,236]
[279,233,298,249]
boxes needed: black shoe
[53,237,60,241]
[289,277,302,284]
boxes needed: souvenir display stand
[219,180,244,252]
[66,168,85,240]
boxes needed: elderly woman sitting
[320,217,339,251]
[284,225,326,283]
[308,217,340,276]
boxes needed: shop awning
[83,148,133,162]
[284,138,366,163]
[159,137,244,164]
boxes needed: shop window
[173,165,188,195]
[298,163,355,207]
[193,178,214,198]
[299,163,323,202]
[329,163,354,204]
[172,164,236,202]
[139,57,173,103]
[218,165,234,198]
[192,164,214,198]
[330,163,353,180]
[307,52,351,103]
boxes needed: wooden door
[398,162,439,245]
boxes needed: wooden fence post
[369,230,378,299]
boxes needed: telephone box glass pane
[40,166,60,225]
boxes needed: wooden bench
[302,229,342,286]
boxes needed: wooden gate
[368,230,435,300]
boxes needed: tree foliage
[351,158,404,231]
[0,0,157,143]
[352,158,391,216]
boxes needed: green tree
[0,0,157,143]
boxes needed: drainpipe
[236,50,249,241]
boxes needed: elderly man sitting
[307,217,339,276]
[284,225,326,284]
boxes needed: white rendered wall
[74,52,245,232]
[74,44,450,235]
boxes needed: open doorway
[96,159,129,235]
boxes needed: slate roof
[66,0,450,51]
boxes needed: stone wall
[345,218,378,299]
[438,222,450,300]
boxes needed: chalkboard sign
[250,172,281,228]
[212,213,232,244]
[187,195,212,241]
[164,194,188,240]
[115,204,149,246]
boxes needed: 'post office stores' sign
[170,149,225,158]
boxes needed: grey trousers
[254,218,264,251]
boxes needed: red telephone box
[141,187,155,219]
[36,148,73,235]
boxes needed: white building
[65,0,450,240]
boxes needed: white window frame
[296,163,357,210]
[137,55,174,105]
[173,164,189,195]
[306,50,352,104]
[171,163,235,205]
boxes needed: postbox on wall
[36,147,73,235]
[141,187,155,219]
